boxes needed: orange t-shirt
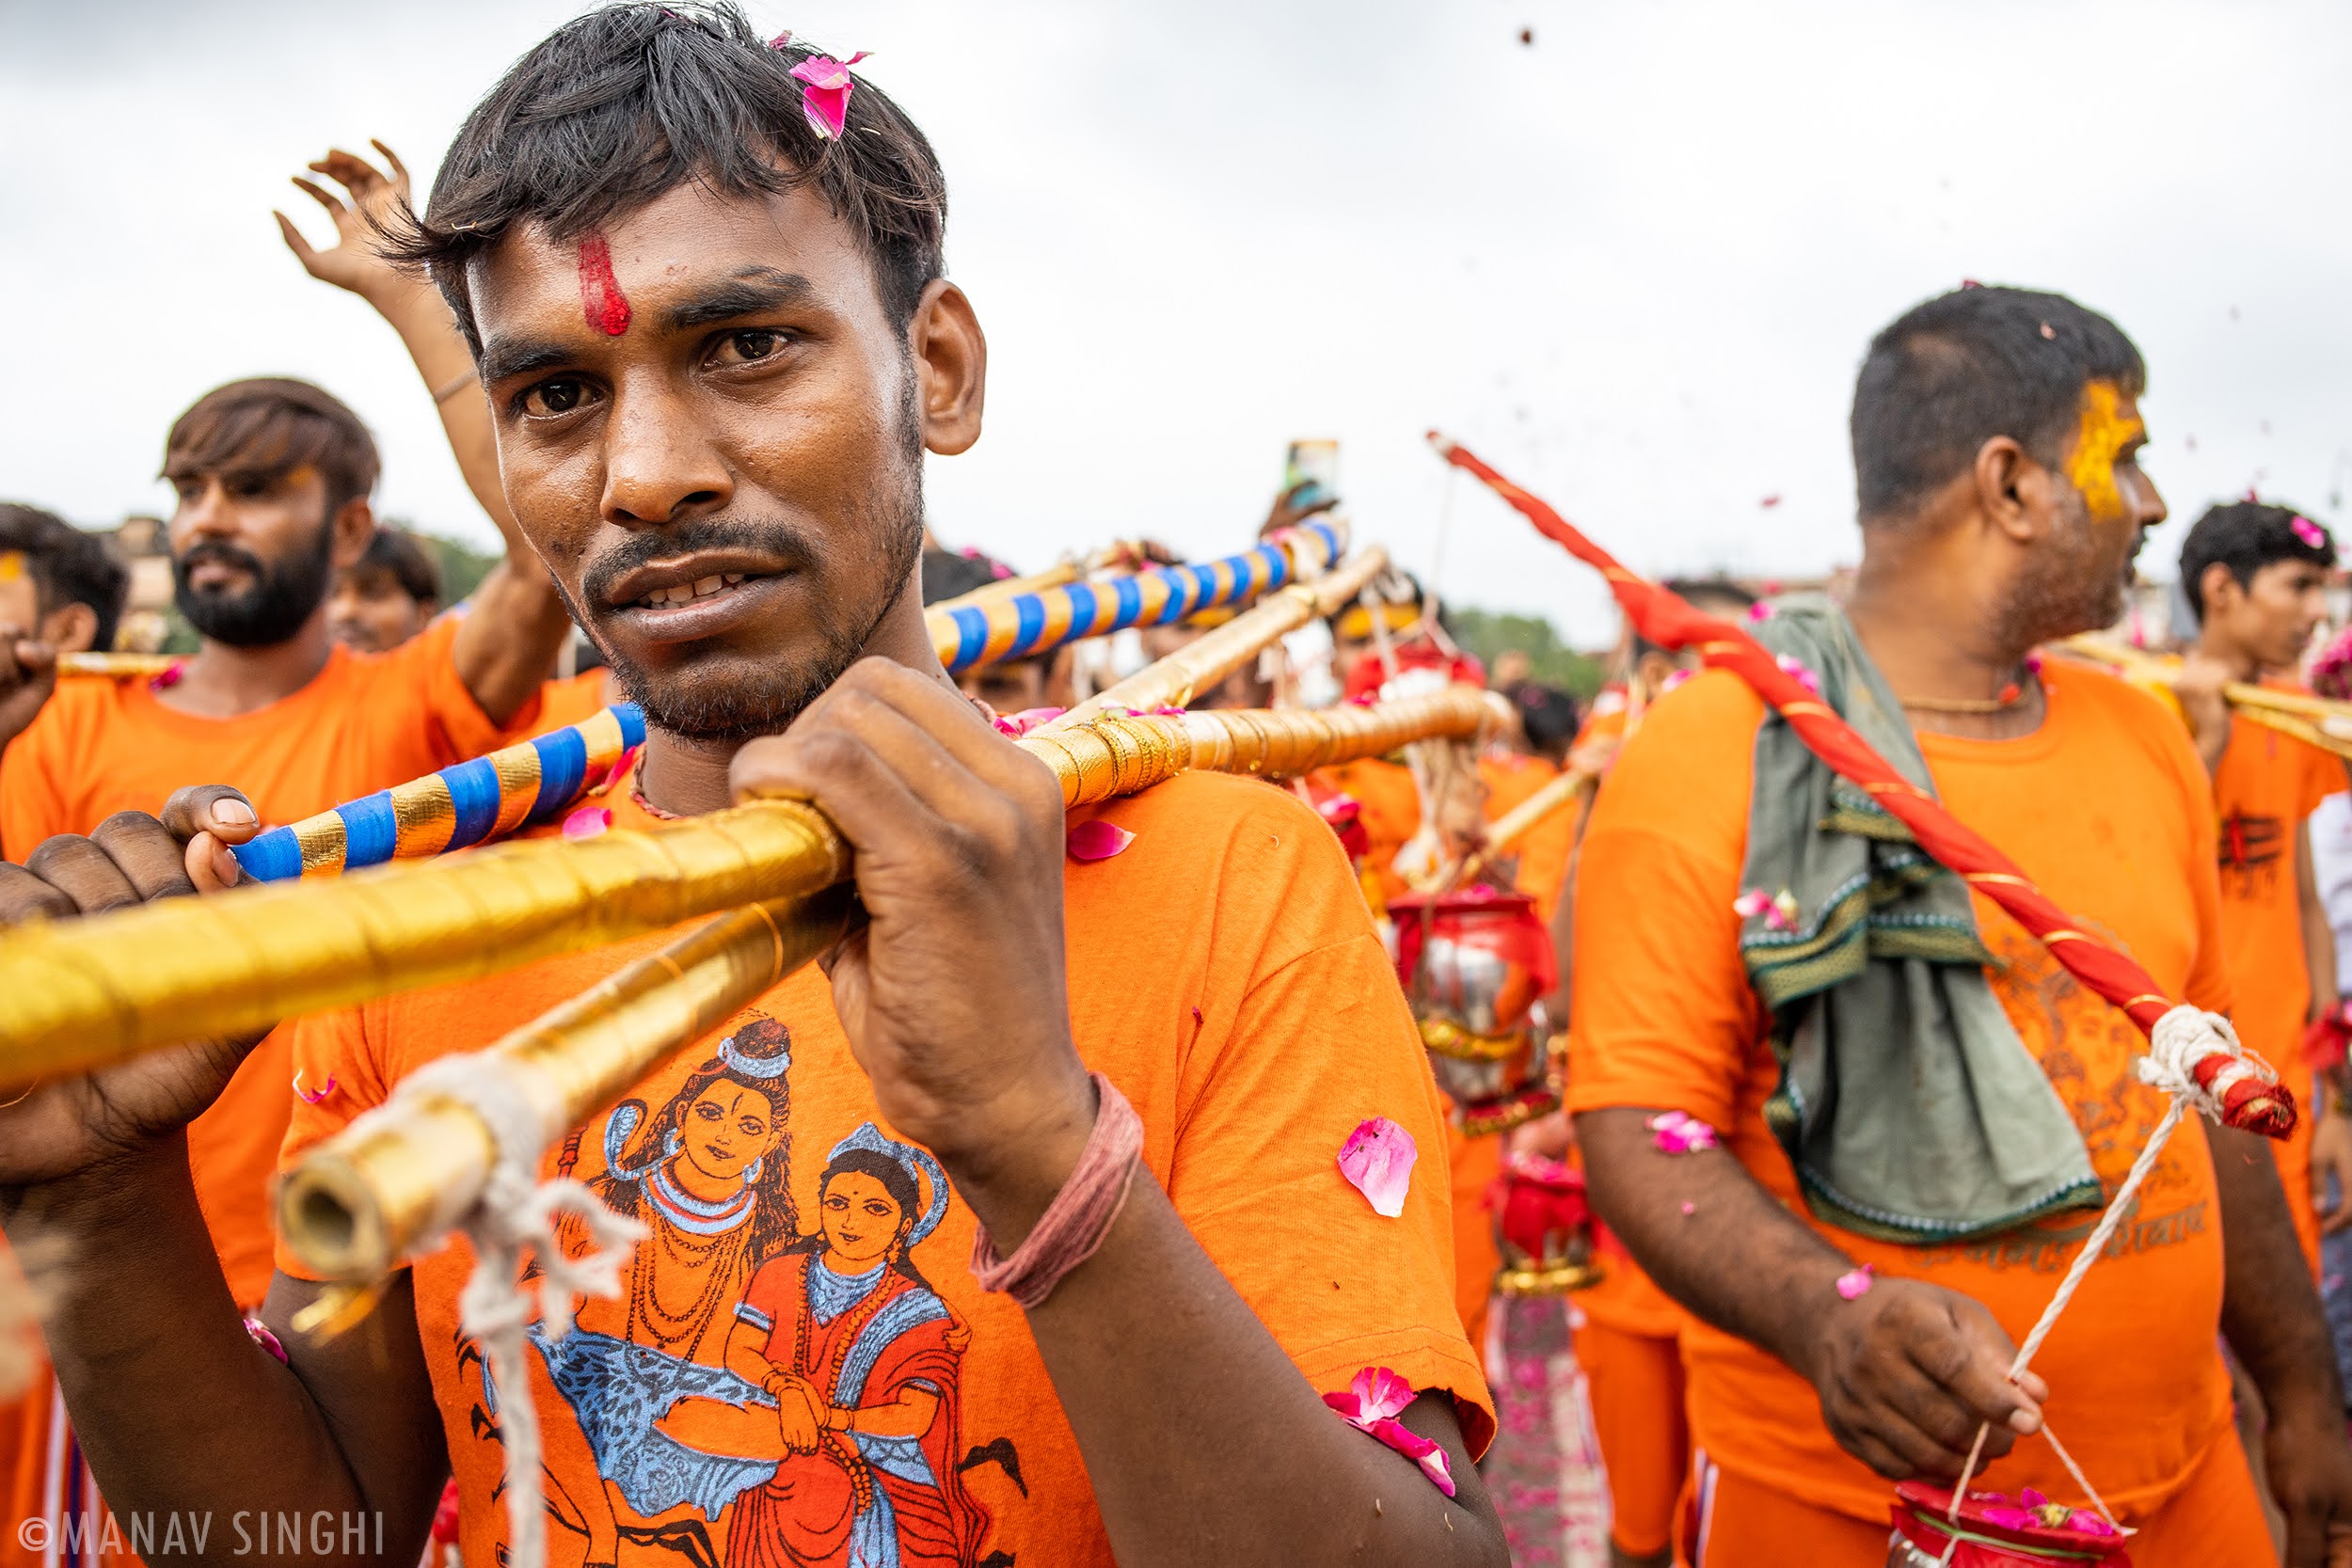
[278,769,1491,1568]
[501,668,623,744]
[1557,698,1684,1339]
[2211,705,2344,1270]
[1567,662,2236,1526]
[1310,755,1421,908]
[1478,752,1575,924]
[0,613,508,1303]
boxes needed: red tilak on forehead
[577,234,631,336]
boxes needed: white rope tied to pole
[1940,1006,2252,1549]
[398,1057,644,1568]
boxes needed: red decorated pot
[1491,1153,1604,1296]
[1886,1482,2132,1567]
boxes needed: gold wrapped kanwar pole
[1046,546,1387,731]
[1449,763,1596,890]
[2060,633,2352,759]
[57,652,182,678]
[277,685,1507,1282]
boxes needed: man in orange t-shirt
[2167,499,2351,1276]
[1570,286,2352,1565]
[0,20,1505,1568]
[0,376,565,1568]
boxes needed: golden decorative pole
[2060,633,2352,759]
[56,652,182,678]
[275,687,1505,1282]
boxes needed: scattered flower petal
[1745,601,1774,622]
[2295,515,2330,550]
[1758,495,1782,510]
[2020,1488,2048,1510]
[1773,654,1821,696]
[789,51,871,139]
[767,29,792,49]
[1679,1201,1696,1216]
[2065,1509,2117,1536]
[1769,890,1801,932]
[1323,1370,1455,1497]
[991,705,1067,737]
[1646,1110,1720,1155]
[1733,889,1771,919]
[594,743,641,796]
[564,805,612,840]
[1066,818,1136,862]
[2025,649,2044,673]
[293,1069,337,1105]
[1981,1504,2036,1529]
[242,1317,289,1365]
[1338,1117,1418,1216]
[1835,1263,1874,1300]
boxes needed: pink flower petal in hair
[2294,515,2330,550]
[790,51,871,140]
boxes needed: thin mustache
[580,519,818,607]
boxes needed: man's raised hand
[274,140,420,307]
[0,786,264,1191]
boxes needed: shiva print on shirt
[460,1014,1016,1568]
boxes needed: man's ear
[2199,560,2242,618]
[1973,436,2048,545]
[38,600,99,655]
[329,497,378,570]
[909,279,986,457]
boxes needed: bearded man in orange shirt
[0,11,1504,1568]
[1570,286,2352,1565]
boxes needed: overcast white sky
[4,0,2348,643]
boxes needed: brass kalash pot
[1388,885,1599,1296]
[1388,886,1563,1137]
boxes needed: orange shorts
[1676,1425,2271,1567]
[1574,1317,1688,1559]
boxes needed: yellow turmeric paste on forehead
[2067,380,2144,521]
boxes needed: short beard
[1988,494,2132,653]
[582,401,927,744]
[174,521,337,648]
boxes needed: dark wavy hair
[390,2,947,350]
[1851,285,2144,526]
[2179,499,2339,621]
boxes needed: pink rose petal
[564,805,613,840]
[292,1069,336,1105]
[1646,1110,1720,1155]
[789,51,870,139]
[1338,1117,1418,1217]
[1980,1505,2036,1529]
[1066,818,1136,862]
[1773,654,1821,696]
[2295,515,2329,550]
[1323,1371,1455,1498]
[1835,1263,1873,1300]
[1746,601,1774,622]
[1350,1365,1415,1419]
[2066,1510,2117,1536]
[2020,1487,2048,1509]
[1733,889,1771,919]
[992,705,1068,737]
[1679,1201,1696,1216]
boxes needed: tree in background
[1448,607,1606,699]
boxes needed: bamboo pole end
[278,1151,396,1285]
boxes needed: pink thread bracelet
[970,1072,1143,1308]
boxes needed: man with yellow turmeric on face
[1569,285,2352,1564]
